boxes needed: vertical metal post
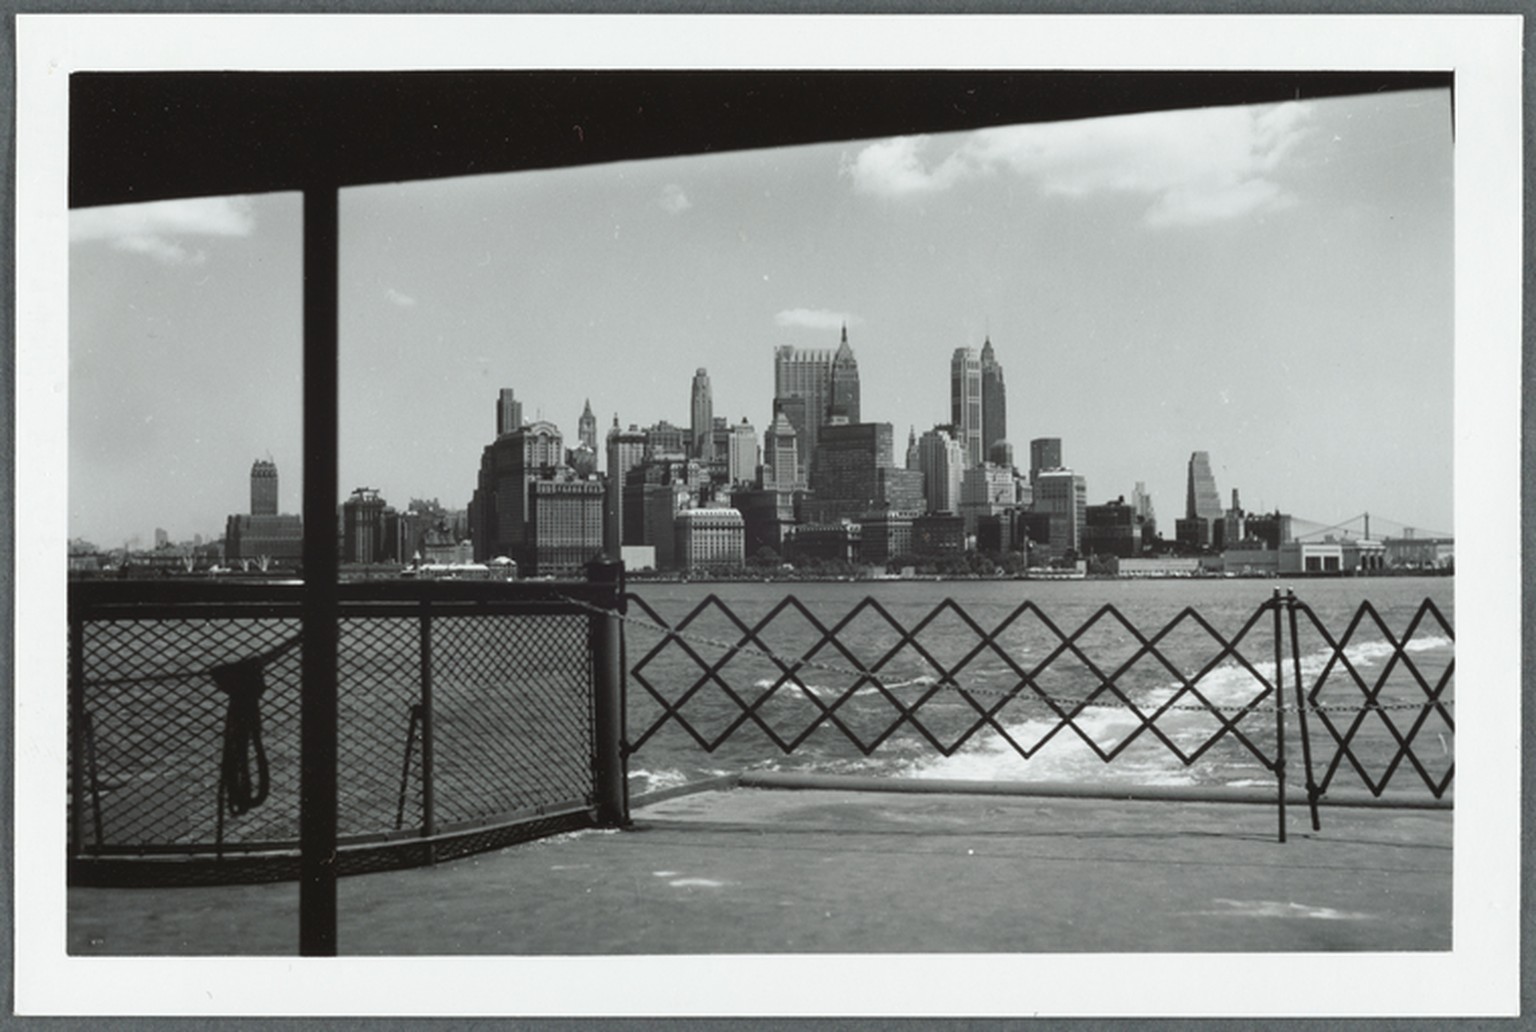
[419,601,436,860]
[1271,588,1287,844]
[300,185,340,956]
[1287,589,1323,832]
[68,613,84,859]
[585,556,629,826]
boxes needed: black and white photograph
[13,10,1523,1019]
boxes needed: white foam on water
[900,657,1278,786]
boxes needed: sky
[68,86,1454,548]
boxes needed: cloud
[845,100,1314,226]
[70,196,257,264]
[659,184,692,215]
[775,308,863,331]
[385,287,417,308]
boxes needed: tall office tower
[905,427,920,470]
[690,368,713,459]
[980,336,1007,460]
[468,419,564,563]
[763,410,801,489]
[988,440,1014,469]
[728,418,758,485]
[1033,468,1088,559]
[1185,451,1223,521]
[497,388,524,437]
[804,422,924,524]
[950,347,983,467]
[773,329,859,478]
[827,326,861,425]
[1132,480,1157,541]
[250,459,279,515]
[605,418,648,555]
[578,398,597,453]
[917,426,966,515]
[1029,437,1063,485]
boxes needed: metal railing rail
[619,585,1454,842]
[68,564,628,886]
[1285,591,1455,832]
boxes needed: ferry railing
[1284,591,1456,831]
[67,561,628,886]
[620,586,1454,842]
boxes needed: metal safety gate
[621,586,1454,841]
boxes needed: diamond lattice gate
[622,586,1454,840]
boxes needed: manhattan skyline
[68,85,1453,547]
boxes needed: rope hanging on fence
[210,657,271,816]
[561,594,1453,717]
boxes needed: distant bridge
[1289,512,1453,542]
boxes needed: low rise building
[674,507,746,571]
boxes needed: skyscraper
[980,336,1007,460]
[578,398,597,453]
[1029,437,1062,485]
[605,418,648,555]
[690,368,713,460]
[1185,451,1223,521]
[803,422,924,524]
[1034,468,1088,560]
[828,326,861,425]
[728,418,758,486]
[497,388,524,437]
[763,410,801,489]
[468,419,564,563]
[950,347,983,467]
[773,329,861,478]
[917,425,965,515]
[250,459,279,516]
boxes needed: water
[622,576,1454,796]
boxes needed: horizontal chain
[563,594,1453,717]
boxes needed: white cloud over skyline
[846,100,1313,227]
[70,195,258,264]
[775,308,863,331]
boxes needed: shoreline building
[468,418,564,565]
[674,506,746,571]
[950,346,983,467]
[529,476,605,577]
[341,487,394,564]
[224,458,304,566]
[1033,468,1088,560]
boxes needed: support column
[300,185,340,956]
[586,555,629,827]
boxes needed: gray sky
[69,86,1453,547]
